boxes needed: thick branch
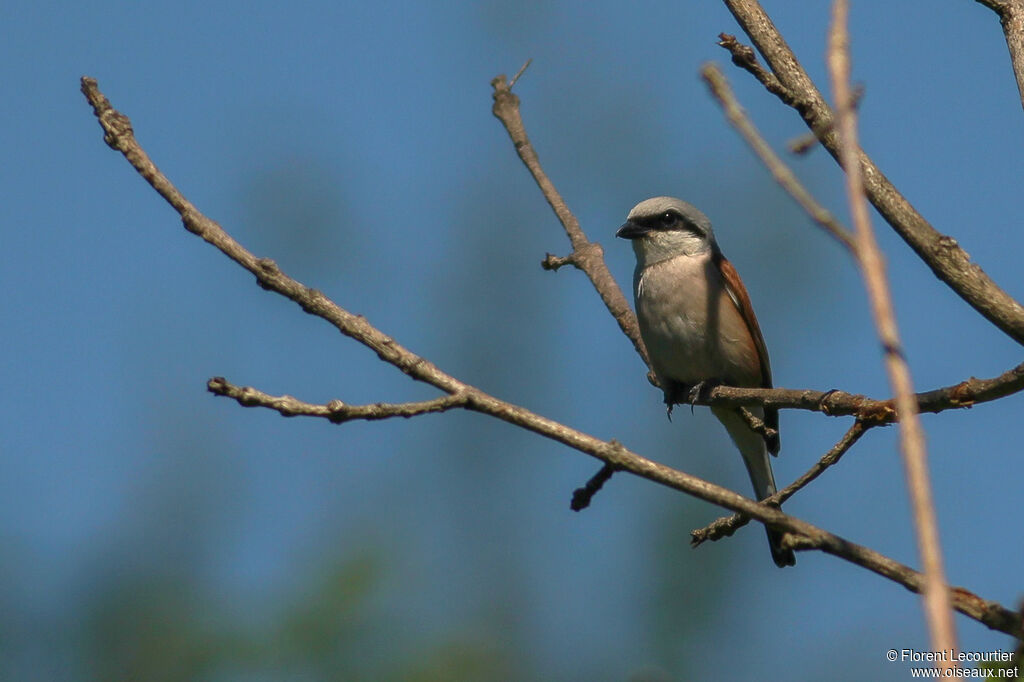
[491,74,650,368]
[975,0,1024,112]
[720,0,1024,345]
[81,76,1021,638]
[829,1,957,656]
[691,360,1024,422]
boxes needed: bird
[616,196,795,567]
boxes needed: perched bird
[617,196,795,567]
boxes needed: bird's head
[616,196,717,268]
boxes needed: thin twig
[570,463,619,511]
[735,406,778,443]
[828,0,957,659]
[700,63,856,252]
[717,33,799,106]
[80,75,1021,638]
[974,0,1024,113]
[787,133,820,156]
[491,75,650,368]
[493,71,651,509]
[541,252,575,271]
[508,58,533,89]
[691,419,869,545]
[720,0,1024,345]
[207,377,469,422]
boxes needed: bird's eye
[659,211,677,227]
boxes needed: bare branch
[786,133,821,156]
[691,419,869,545]
[787,83,864,155]
[81,75,1021,638]
[541,252,575,271]
[974,0,1024,112]
[734,405,779,443]
[700,63,856,252]
[829,0,957,658]
[495,59,1019,515]
[81,77,466,399]
[490,75,650,368]
[717,33,799,106]
[690,359,1024,421]
[570,463,619,511]
[717,31,863,156]
[206,377,468,422]
[508,58,533,89]
[720,0,1024,345]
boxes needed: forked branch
[81,76,1021,638]
[691,420,869,545]
[720,0,1024,345]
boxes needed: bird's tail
[712,406,796,568]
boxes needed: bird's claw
[687,381,707,404]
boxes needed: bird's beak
[616,220,649,240]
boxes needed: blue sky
[3,1,1023,679]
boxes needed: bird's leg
[663,381,691,421]
[686,379,722,413]
[686,381,706,404]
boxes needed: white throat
[631,230,711,270]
